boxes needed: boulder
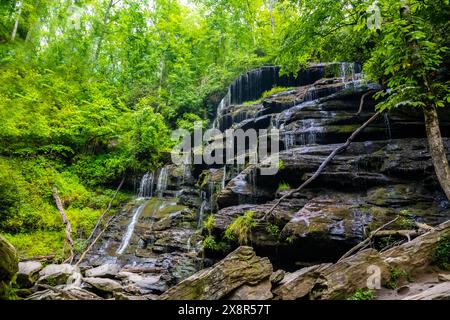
[160,246,272,300]
[310,249,389,300]
[227,280,273,300]
[403,282,450,300]
[38,264,79,286]
[0,235,18,299]
[82,277,123,294]
[17,261,43,288]
[85,264,120,279]
[117,272,166,293]
[272,264,331,300]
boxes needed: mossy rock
[0,234,19,299]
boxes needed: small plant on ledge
[348,289,375,300]
[277,182,291,192]
[224,210,257,245]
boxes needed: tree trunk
[266,0,275,34]
[25,0,40,42]
[423,106,450,200]
[93,0,114,65]
[11,2,22,41]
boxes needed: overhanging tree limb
[262,111,382,220]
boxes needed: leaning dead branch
[262,111,382,220]
[75,209,119,267]
[86,176,125,243]
[75,177,125,266]
[52,187,75,264]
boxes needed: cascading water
[116,200,147,255]
[137,172,154,198]
[221,166,227,189]
[304,85,318,101]
[156,167,168,197]
[198,191,207,229]
[284,132,295,150]
[384,113,392,140]
[214,65,330,130]
[208,181,215,212]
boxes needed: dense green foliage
[348,289,375,300]
[224,210,257,245]
[277,0,450,113]
[0,0,285,257]
[433,235,450,270]
[386,267,410,289]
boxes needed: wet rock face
[212,139,450,267]
[209,65,450,270]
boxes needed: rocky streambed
[1,63,450,300]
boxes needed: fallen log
[75,212,118,267]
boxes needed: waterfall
[284,132,295,150]
[214,65,330,129]
[384,113,392,140]
[116,200,148,255]
[186,234,192,253]
[182,164,191,182]
[339,62,359,88]
[208,181,215,212]
[304,86,317,101]
[156,167,168,197]
[340,63,348,85]
[248,169,257,193]
[221,166,227,189]
[198,191,207,229]
[137,172,154,198]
